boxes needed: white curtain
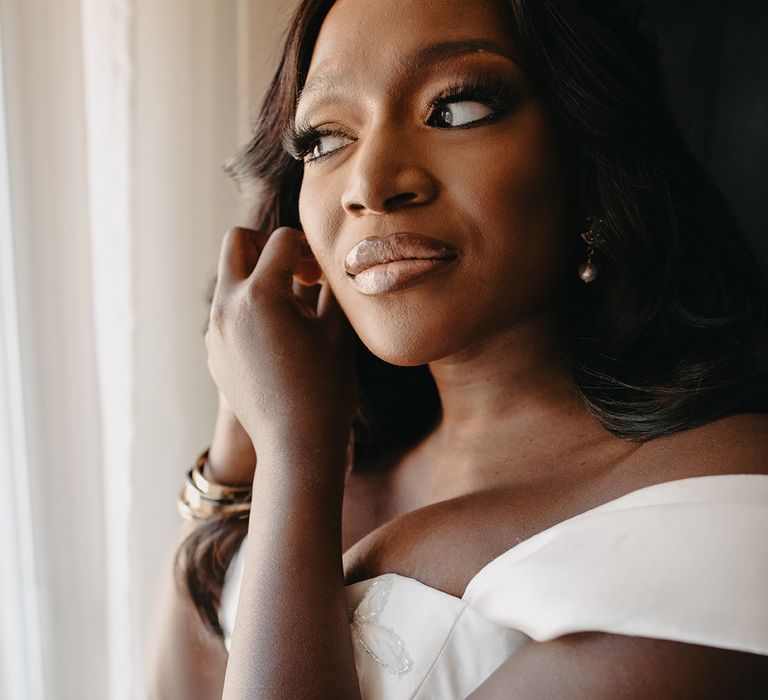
[0,1,290,697]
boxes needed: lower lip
[348,257,458,295]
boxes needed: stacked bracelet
[176,449,252,521]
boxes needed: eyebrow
[296,39,519,111]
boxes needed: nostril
[384,192,418,210]
[343,191,419,215]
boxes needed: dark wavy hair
[176,0,768,638]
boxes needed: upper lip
[344,232,459,276]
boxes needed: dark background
[638,0,768,268]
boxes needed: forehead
[304,0,518,88]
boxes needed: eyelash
[283,75,516,165]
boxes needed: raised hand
[205,227,358,471]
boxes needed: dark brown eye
[305,133,354,163]
[431,101,496,128]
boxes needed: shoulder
[467,632,768,699]
[466,412,768,699]
[627,411,768,481]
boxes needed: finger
[293,278,322,310]
[293,255,323,287]
[250,226,305,291]
[317,279,347,326]
[216,227,268,290]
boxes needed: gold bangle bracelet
[176,449,252,521]
[177,490,251,520]
[190,449,252,500]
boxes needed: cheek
[292,104,577,367]
[444,105,576,303]
[298,178,344,271]
[466,105,572,229]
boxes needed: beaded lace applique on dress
[350,575,413,675]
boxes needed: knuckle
[219,227,238,252]
[221,227,249,255]
[209,298,228,327]
[244,272,267,295]
[271,226,301,242]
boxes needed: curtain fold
[0,1,107,698]
[80,2,135,698]
[0,13,46,696]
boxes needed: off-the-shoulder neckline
[223,473,768,645]
[343,473,768,604]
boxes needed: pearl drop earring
[578,217,606,283]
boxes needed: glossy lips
[345,233,459,295]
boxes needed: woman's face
[295,0,577,366]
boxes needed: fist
[205,227,358,455]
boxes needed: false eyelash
[425,73,517,126]
[281,72,518,162]
[282,121,351,163]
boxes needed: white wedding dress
[219,474,768,698]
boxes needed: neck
[423,316,613,482]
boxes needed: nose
[341,125,438,216]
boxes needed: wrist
[208,412,257,487]
[256,433,350,485]
[202,458,252,488]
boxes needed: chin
[351,315,464,367]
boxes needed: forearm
[222,440,362,699]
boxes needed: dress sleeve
[462,474,768,656]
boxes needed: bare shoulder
[628,411,768,480]
[467,632,768,699]
[463,411,768,698]
[467,412,768,700]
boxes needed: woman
[147,0,768,697]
